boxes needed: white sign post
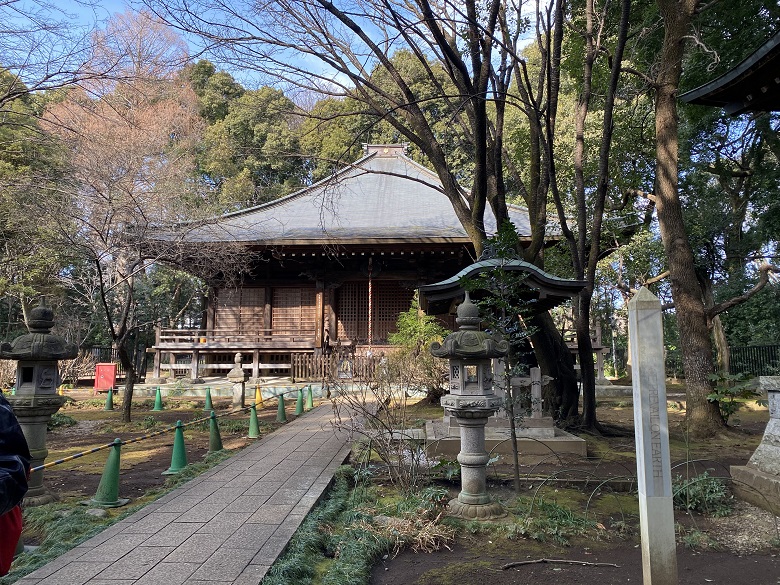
[628,288,678,585]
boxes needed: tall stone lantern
[430,292,508,519]
[0,300,77,505]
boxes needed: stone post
[628,287,678,585]
[530,367,543,419]
[0,300,77,505]
[227,352,249,409]
[189,349,204,384]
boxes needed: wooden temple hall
[147,144,546,384]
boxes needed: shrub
[47,413,77,430]
[707,372,763,424]
[673,471,733,516]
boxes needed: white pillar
[628,287,678,585]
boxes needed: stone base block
[446,498,506,520]
[731,465,780,515]
[426,420,587,464]
[594,385,633,398]
[143,377,168,385]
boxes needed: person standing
[0,391,30,576]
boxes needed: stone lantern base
[444,405,507,520]
[447,498,506,520]
[7,393,67,506]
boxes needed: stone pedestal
[731,376,780,514]
[445,405,506,519]
[6,393,66,505]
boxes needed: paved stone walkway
[16,404,351,585]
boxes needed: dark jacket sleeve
[0,393,31,516]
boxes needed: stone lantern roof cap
[0,299,78,361]
[430,293,509,359]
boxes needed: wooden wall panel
[214,288,240,330]
[272,287,316,338]
[213,287,265,332]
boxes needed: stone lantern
[430,292,508,519]
[0,299,77,505]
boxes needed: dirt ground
[35,388,780,585]
[42,391,274,500]
[372,393,780,585]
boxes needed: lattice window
[336,281,414,343]
[213,288,240,330]
[240,288,265,333]
[373,281,414,341]
[337,282,368,341]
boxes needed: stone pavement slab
[14,403,350,585]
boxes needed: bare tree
[0,0,106,110]
[37,10,231,422]
[143,0,597,420]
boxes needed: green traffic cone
[248,404,260,439]
[203,387,213,412]
[305,385,314,410]
[152,386,164,411]
[276,393,287,423]
[208,411,223,453]
[295,388,304,415]
[163,420,188,475]
[83,439,129,507]
[103,388,114,411]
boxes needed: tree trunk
[702,277,730,375]
[654,0,724,437]
[576,294,599,430]
[529,312,579,423]
[117,341,137,423]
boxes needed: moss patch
[417,561,493,585]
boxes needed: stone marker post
[530,367,543,419]
[628,287,678,585]
[227,352,249,409]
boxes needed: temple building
[148,144,544,382]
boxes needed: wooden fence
[291,354,380,382]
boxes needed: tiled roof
[178,145,534,245]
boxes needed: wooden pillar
[252,350,260,380]
[264,287,272,340]
[315,280,324,349]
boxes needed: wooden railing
[158,328,308,345]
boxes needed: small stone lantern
[0,300,77,505]
[430,292,508,519]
